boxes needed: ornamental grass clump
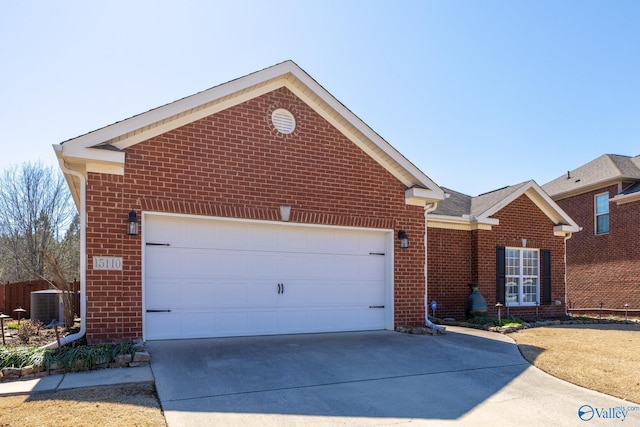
[53,342,138,371]
[0,346,52,369]
[0,342,139,372]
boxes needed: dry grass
[511,323,640,404]
[0,383,166,427]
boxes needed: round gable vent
[271,108,296,134]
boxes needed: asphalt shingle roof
[433,182,529,217]
[542,154,640,197]
[433,187,471,216]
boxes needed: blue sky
[1,1,638,196]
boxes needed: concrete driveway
[148,326,636,426]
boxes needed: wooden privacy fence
[1,280,80,320]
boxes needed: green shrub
[464,316,523,327]
[5,321,19,330]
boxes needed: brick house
[543,154,640,313]
[427,181,579,320]
[54,61,445,344]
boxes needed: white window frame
[505,247,540,307]
[594,192,610,235]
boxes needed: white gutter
[41,147,87,349]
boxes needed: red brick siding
[84,87,425,343]
[426,228,473,319]
[556,186,640,310]
[428,194,567,320]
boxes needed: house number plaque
[93,256,123,271]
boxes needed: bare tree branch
[0,162,79,326]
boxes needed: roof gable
[430,181,579,236]
[543,154,640,199]
[54,60,444,207]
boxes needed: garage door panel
[145,312,182,340]
[249,311,280,334]
[144,215,390,340]
[146,281,182,308]
[339,283,370,305]
[213,283,249,307]
[179,282,217,307]
[358,256,386,279]
[276,253,308,278]
[331,256,365,280]
[215,311,250,335]
[146,248,182,277]
[249,282,283,306]
[187,313,219,337]
[301,283,335,305]
[245,252,283,278]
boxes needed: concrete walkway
[148,327,639,426]
[0,366,153,396]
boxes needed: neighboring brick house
[543,154,640,313]
[54,61,445,344]
[427,181,579,320]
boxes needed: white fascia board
[53,144,84,209]
[611,192,640,205]
[522,184,580,230]
[59,146,125,175]
[405,187,445,206]
[111,79,284,150]
[56,60,443,195]
[427,214,496,231]
[60,62,299,152]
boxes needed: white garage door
[143,215,391,340]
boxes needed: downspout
[563,232,573,317]
[41,148,87,349]
[423,202,443,330]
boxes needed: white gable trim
[54,61,444,206]
[429,181,580,235]
[477,181,579,236]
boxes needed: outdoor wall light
[280,205,291,222]
[398,230,409,249]
[127,210,139,235]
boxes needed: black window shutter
[541,249,551,305]
[496,246,506,304]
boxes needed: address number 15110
[93,256,123,271]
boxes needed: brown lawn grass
[511,323,640,404]
[0,383,166,427]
